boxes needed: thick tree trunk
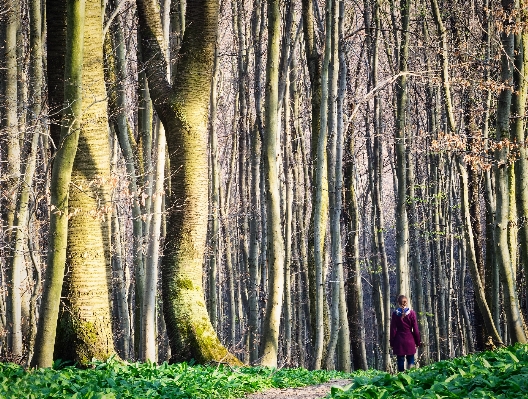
[137,0,241,364]
[55,0,116,365]
[31,0,85,368]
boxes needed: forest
[0,0,527,375]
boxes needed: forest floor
[244,379,351,399]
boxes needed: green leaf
[505,351,519,363]
[393,380,406,391]
[399,373,412,385]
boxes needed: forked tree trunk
[137,0,241,364]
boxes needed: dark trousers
[396,354,415,372]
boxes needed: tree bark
[54,0,116,365]
[512,1,528,323]
[31,0,85,368]
[394,0,410,298]
[259,0,285,368]
[137,0,241,364]
[494,0,527,343]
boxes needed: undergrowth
[0,358,348,398]
[327,343,528,398]
[1,344,527,398]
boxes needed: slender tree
[259,0,285,368]
[493,0,527,343]
[394,0,411,298]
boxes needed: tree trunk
[248,0,265,364]
[283,67,293,366]
[31,0,85,368]
[311,0,333,370]
[429,0,503,345]
[512,3,528,323]
[54,0,116,365]
[208,50,221,332]
[137,0,241,364]
[394,0,410,298]
[494,0,527,343]
[259,0,285,368]
[334,1,351,372]
[141,125,166,362]
[301,0,323,367]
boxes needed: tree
[259,0,286,368]
[429,0,503,346]
[5,0,22,359]
[54,0,116,364]
[31,0,85,368]
[493,0,527,343]
[136,0,241,364]
[393,0,411,300]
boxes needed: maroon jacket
[390,308,421,356]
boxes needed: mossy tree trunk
[137,0,241,364]
[31,0,85,368]
[54,0,116,365]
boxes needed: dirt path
[244,379,351,399]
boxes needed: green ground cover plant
[327,344,528,399]
[2,344,527,398]
[0,357,349,398]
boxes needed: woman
[390,294,421,372]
